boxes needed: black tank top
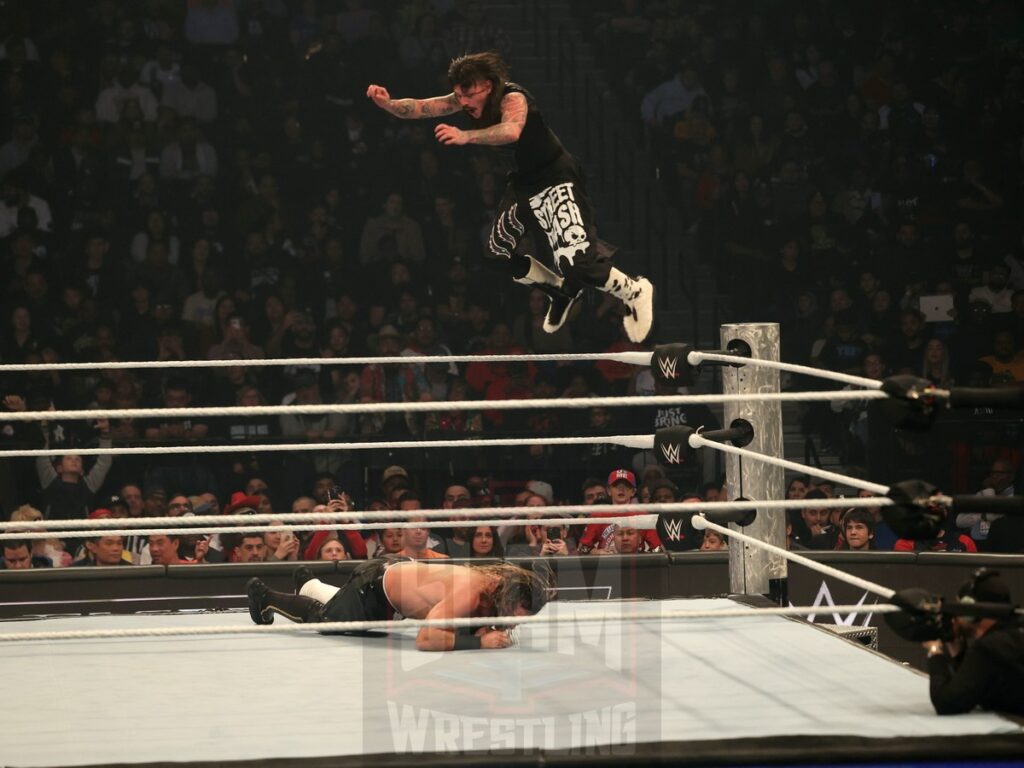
[487,82,566,178]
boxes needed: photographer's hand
[923,640,945,657]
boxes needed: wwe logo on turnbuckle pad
[659,442,682,465]
[660,516,685,542]
[657,356,678,381]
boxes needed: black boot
[247,577,324,625]
[534,282,584,333]
[293,566,316,594]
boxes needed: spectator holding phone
[265,521,301,561]
[505,515,573,556]
[302,490,368,560]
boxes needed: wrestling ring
[2,323,1023,767]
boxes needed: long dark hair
[473,562,552,616]
[448,52,509,123]
[469,525,504,558]
[447,51,509,90]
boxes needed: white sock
[300,578,341,604]
[514,255,564,288]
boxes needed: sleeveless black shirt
[479,82,566,179]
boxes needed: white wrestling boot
[514,255,583,333]
[602,267,655,343]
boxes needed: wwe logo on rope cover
[657,355,678,381]
[660,442,682,465]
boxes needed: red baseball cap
[607,469,637,488]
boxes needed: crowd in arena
[1,0,1022,568]
[589,0,1024,464]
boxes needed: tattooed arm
[434,92,528,146]
[366,84,460,119]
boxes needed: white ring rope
[688,432,890,496]
[690,351,884,390]
[0,498,891,532]
[0,391,890,423]
[692,516,896,600]
[0,434,656,459]
[0,603,903,643]
[0,515,660,541]
[0,351,655,373]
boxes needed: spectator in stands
[506,516,572,557]
[7,505,71,566]
[265,523,300,563]
[279,369,351,485]
[161,63,217,124]
[698,527,727,551]
[232,533,267,564]
[148,534,187,565]
[786,477,810,500]
[432,484,473,558]
[0,540,46,569]
[359,192,425,267]
[839,510,875,551]
[291,496,317,516]
[581,477,610,505]
[400,514,448,560]
[95,63,158,123]
[35,422,113,521]
[790,489,835,549]
[376,528,404,558]
[612,526,645,555]
[969,263,1014,314]
[77,536,128,566]
[889,310,929,375]
[856,490,898,551]
[978,330,1024,383]
[143,378,216,495]
[921,338,954,387]
[470,525,503,558]
[956,457,1016,544]
[578,469,663,554]
[207,313,263,360]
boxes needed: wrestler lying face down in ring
[246,558,551,651]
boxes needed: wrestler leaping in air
[366,51,655,343]
[246,558,551,651]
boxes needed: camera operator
[922,569,1024,715]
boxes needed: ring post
[719,323,787,602]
